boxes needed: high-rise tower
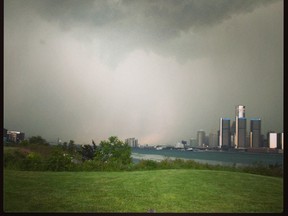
[250,118,261,148]
[219,118,231,148]
[197,130,206,147]
[236,105,245,118]
[235,105,246,148]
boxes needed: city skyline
[3,104,282,147]
[4,0,283,145]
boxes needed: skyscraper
[219,118,231,148]
[190,138,197,147]
[268,132,284,149]
[277,133,284,150]
[250,118,261,148]
[230,121,236,147]
[125,138,138,147]
[235,105,246,148]
[197,130,206,147]
[268,132,277,148]
[237,117,247,148]
[209,132,218,147]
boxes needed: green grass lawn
[4,169,283,213]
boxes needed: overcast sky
[4,0,283,145]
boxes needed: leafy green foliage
[22,152,44,171]
[3,139,283,177]
[4,149,26,170]
[46,150,75,171]
[80,142,97,161]
[239,162,283,177]
[133,160,159,170]
[19,140,29,147]
[67,140,76,153]
[94,136,132,166]
[28,136,49,145]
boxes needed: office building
[230,121,236,147]
[6,130,25,143]
[209,133,218,147]
[125,138,138,148]
[268,133,285,150]
[235,105,246,148]
[219,118,231,148]
[190,138,197,147]
[277,133,284,150]
[197,130,206,147]
[237,118,247,148]
[175,142,185,149]
[268,132,277,148]
[260,134,266,147]
[250,118,261,148]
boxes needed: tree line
[4,136,132,171]
[3,135,283,177]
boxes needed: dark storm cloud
[17,0,279,65]
[24,0,279,39]
[29,0,277,31]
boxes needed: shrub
[46,150,75,171]
[239,162,283,177]
[133,160,159,170]
[21,152,44,171]
[29,136,49,145]
[4,149,27,170]
[94,136,132,165]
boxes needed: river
[131,148,283,167]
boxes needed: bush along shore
[4,136,283,177]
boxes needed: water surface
[131,148,283,167]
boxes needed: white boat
[156,146,163,150]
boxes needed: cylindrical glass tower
[236,105,245,118]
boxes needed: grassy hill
[4,169,283,213]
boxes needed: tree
[94,136,132,165]
[29,136,48,145]
[62,142,68,150]
[80,140,98,161]
[68,140,76,153]
[46,149,74,171]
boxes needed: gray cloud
[28,0,278,31]
[10,0,278,63]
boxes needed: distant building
[268,132,284,149]
[175,142,185,149]
[236,105,245,118]
[250,118,261,148]
[197,130,206,147]
[190,138,197,147]
[125,138,138,147]
[181,140,187,148]
[219,118,231,148]
[268,132,277,148]
[209,133,218,147]
[235,105,246,148]
[230,121,236,147]
[261,135,268,148]
[6,130,25,143]
[277,133,284,150]
[237,117,247,148]
[3,128,8,142]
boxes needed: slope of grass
[4,169,283,213]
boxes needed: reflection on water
[131,148,283,167]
